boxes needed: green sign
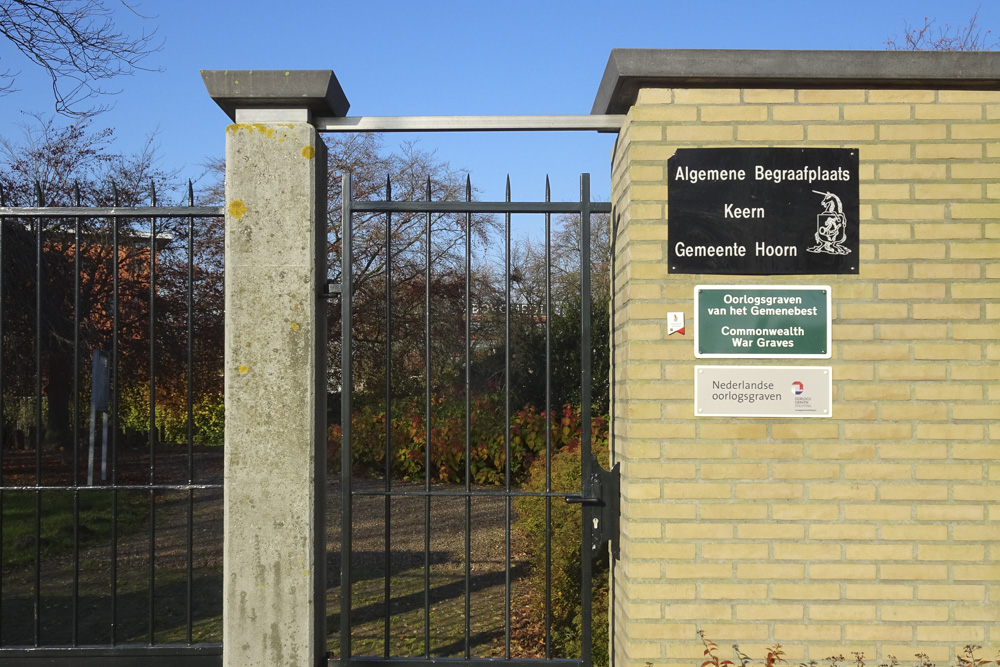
[695,285,831,358]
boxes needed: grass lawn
[2,488,147,567]
[1,488,223,647]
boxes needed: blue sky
[0,0,996,204]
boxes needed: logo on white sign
[668,312,685,336]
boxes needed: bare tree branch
[887,5,997,51]
[0,0,162,116]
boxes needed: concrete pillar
[202,70,348,667]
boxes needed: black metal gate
[0,188,225,666]
[334,172,617,667]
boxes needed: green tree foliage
[327,395,601,485]
[515,416,610,665]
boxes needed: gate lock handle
[565,456,620,561]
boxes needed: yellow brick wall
[610,88,999,667]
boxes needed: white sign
[668,312,685,335]
[695,365,832,418]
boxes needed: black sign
[668,148,859,274]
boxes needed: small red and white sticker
[668,312,685,336]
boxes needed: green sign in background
[695,286,831,358]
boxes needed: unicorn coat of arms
[808,190,851,256]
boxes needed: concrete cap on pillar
[201,69,350,120]
[592,49,1000,114]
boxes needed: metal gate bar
[337,173,608,667]
[424,177,433,659]
[503,178,512,658]
[464,179,472,660]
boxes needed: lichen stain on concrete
[290,322,299,332]
[239,365,250,374]
[229,200,247,219]
[226,123,282,138]
[301,145,315,160]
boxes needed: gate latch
[565,456,620,560]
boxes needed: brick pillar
[598,50,1000,667]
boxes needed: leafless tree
[325,135,499,399]
[887,6,997,51]
[0,0,161,116]
[494,212,612,412]
[202,134,499,400]
[508,211,611,312]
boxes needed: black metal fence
[0,184,225,666]
[334,173,615,667]
[1,173,617,667]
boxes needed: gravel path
[1,460,525,649]
[329,477,514,572]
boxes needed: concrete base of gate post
[203,70,347,667]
